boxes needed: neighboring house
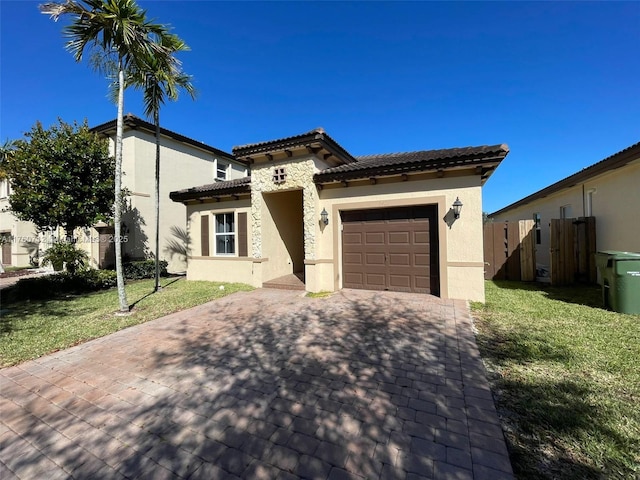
[0,179,39,267]
[171,128,509,301]
[490,142,640,276]
[0,114,248,272]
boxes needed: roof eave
[233,130,356,165]
[170,185,251,203]
[314,155,506,185]
[91,114,244,165]
[490,142,640,217]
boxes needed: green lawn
[472,281,640,480]
[0,277,253,367]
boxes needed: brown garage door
[341,206,439,295]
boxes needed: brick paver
[0,288,513,479]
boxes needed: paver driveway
[0,289,513,480]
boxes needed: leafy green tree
[4,119,114,235]
[41,0,182,312]
[130,41,195,292]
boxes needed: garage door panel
[389,253,410,266]
[343,272,364,287]
[414,253,429,266]
[414,231,429,244]
[343,232,363,245]
[414,275,431,289]
[365,253,385,265]
[341,206,439,295]
[389,275,411,290]
[364,232,385,244]
[388,231,410,244]
[365,273,386,287]
[343,252,363,264]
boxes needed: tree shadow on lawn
[0,294,102,336]
[128,275,183,311]
[476,319,635,479]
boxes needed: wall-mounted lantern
[452,197,463,219]
[320,208,329,226]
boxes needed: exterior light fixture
[320,208,329,226]
[452,197,463,219]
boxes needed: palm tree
[129,37,195,292]
[40,0,181,312]
[0,139,18,180]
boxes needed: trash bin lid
[597,251,640,260]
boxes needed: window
[273,167,287,184]
[216,160,228,181]
[215,213,235,255]
[533,213,541,245]
[560,204,572,219]
[0,179,9,198]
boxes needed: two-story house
[0,114,248,273]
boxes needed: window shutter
[238,212,248,257]
[201,215,210,256]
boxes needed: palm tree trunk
[154,108,160,292]
[114,63,129,312]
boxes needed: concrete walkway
[0,289,513,480]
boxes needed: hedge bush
[123,260,168,280]
[3,269,117,303]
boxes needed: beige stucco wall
[108,130,247,273]
[317,174,485,301]
[184,199,256,284]
[0,128,246,273]
[182,157,487,301]
[0,192,42,267]
[492,158,640,269]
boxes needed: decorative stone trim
[250,156,320,260]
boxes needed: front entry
[341,205,439,295]
[262,189,305,284]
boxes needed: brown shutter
[238,212,248,257]
[201,215,210,256]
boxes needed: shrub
[41,241,88,273]
[3,269,117,303]
[123,260,168,280]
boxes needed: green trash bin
[595,251,640,314]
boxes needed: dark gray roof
[233,128,356,164]
[92,114,243,164]
[170,177,251,202]
[490,141,640,217]
[314,144,509,183]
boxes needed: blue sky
[1,1,639,213]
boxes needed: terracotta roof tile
[314,144,509,183]
[170,177,251,202]
[232,128,356,163]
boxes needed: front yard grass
[472,281,640,480]
[0,277,253,367]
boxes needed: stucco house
[0,114,248,272]
[490,141,640,277]
[171,128,509,302]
